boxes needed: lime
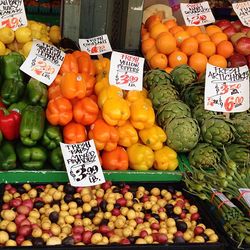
[0,27,15,44]
[15,27,32,43]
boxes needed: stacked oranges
[141,15,234,74]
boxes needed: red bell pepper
[0,108,21,140]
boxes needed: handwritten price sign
[109,51,144,91]
[79,34,112,55]
[232,1,250,27]
[205,63,249,113]
[180,1,215,26]
[60,140,105,187]
[20,40,65,86]
[0,0,27,30]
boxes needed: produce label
[232,1,250,27]
[211,189,236,208]
[180,1,215,26]
[239,188,250,208]
[0,0,27,30]
[60,140,105,187]
[20,40,65,86]
[205,63,249,112]
[79,34,112,55]
[109,51,144,91]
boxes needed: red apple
[236,37,250,56]
[231,20,243,32]
[228,53,247,67]
[241,26,250,34]
[216,19,232,30]
[223,26,236,38]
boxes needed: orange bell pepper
[60,72,86,100]
[101,146,129,170]
[82,72,96,96]
[48,82,62,100]
[63,122,87,144]
[78,55,96,76]
[94,77,110,96]
[46,97,73,126]
[88,118,119,151]
[72,50,91,60]
[59,54,78,74]
[73,97,99,126]
[94,57,110,80]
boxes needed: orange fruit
[150,53,168,69]
[141,32,150,41]
[169,25,184,35]
[164,19,177,30]
[206,25,222,36]
[174,31,190,46]
[165,67,173,73]
[145,15,162,30]
[180,37,199,56]
[185,26,202,37]
[199,41,216,57]
[141,24,148,36]
[189,52,208,74]
[141,38,155,54]
[155,32,177,55]
[195,33,211,44]
[208,54,227,68]
[168,51,188,68]
[145,46,158,61]
[216,40,234,59]
[210,32,228,46]
[149,22,168,39]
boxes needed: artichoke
[170,64,198,90]
[157,100,191,127]
[143,69,173,90]
[188,143,221,169]
[223,144,250,167]
[232,113,250,146]
[148,84,179,110]
[201,117,235,148]
[192,104,217,124]
[164,117,200,152]
[181,83,205,108]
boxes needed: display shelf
[27,13,60,26]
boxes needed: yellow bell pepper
[117,121,138,147]
[95,77,110,96]
[139,125,167,150]
[130,98,155,130]
[154,146,178,171]
[102,97,130,126]
[94,57,110,80]
[97,85,123,109]
[125,88,148,104]
[127,143,154,170]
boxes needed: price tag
[60,140,105,187]
[20,40,65,86]
[239,188,250,207]
[232,1,250,27]
[109,51,144,91]
[0,0,27,30]
[79,34,112,55]
[211,189,236,208]
[205,63,249,112]
[180,2,215,26]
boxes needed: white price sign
[79,34,112,55]
[0,0,27,30]
[205,63,249,113]
[212,189,236,208]
[232,1,250,27]
[180,1,215,26]
[239,188,250,208]
[109,51,144,91]
[60,140,105,187]
[20,40,65,86]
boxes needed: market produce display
[0,182,220,246]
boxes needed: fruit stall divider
[0,181,228,250]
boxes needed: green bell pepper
[1,79,25,105]
[42,125,62,150]
[0,141,16,170]
[49,147,64,170]
[17,144,47,170]
[20,105,45,146]
[26,78,48,107]
[8,100,28,114]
